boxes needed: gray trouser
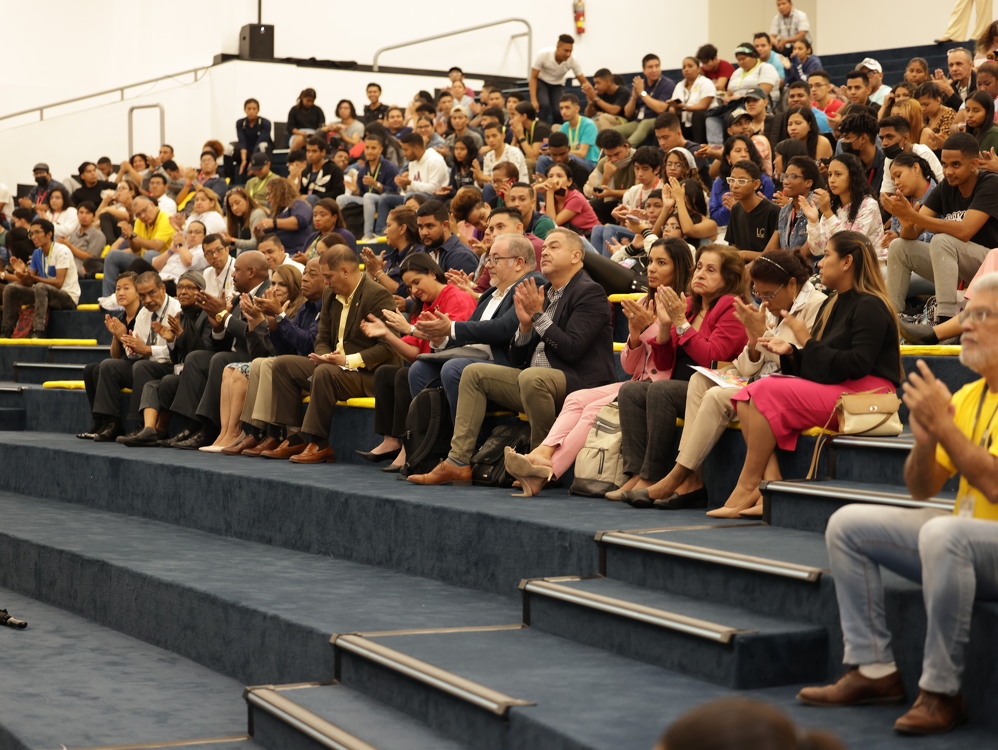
[1,283,75,336]
[826,504,998,694]
[886,235,990,318]
[618,379,687,480]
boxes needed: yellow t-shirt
[134,210,176,252]
[935,378,998,521]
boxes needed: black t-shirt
[727,198,780,254]
[924,170,998,248]
[72,181,116,208]
[599,85,632,115]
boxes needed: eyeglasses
[752,282,786,302]
[484,255,515,265]
[958,307,998,324]
[809,82,828,88]
[782,173,802,181]
[202,246,226,256]
[176,283,200,292]
[726,177,751,186]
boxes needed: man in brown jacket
[261,244,401,463]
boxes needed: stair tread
[351,627,996,750]
[0,491,518,636]
[0,586,245,750]
[251,683,469,750]
[528,576,824,635]
[605,524,832,571]
[766,478,957,502]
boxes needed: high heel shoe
[503,448,553,497]
[355,447,402,463]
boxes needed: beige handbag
[807,389,902,479]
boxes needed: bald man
[161,250,273,449]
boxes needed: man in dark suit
[260,244,401,463]
[408,233,543,422]
[160,250,272,449]
[409,228,615,485]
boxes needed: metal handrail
[372,18,532,80]
[129,105,165,157]
[0,66,209,125]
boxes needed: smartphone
[626,214,642,223]
[593,185,606,194]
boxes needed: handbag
[806,388,902,479]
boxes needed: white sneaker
[98,294,123,312]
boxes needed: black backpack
[470,422,532,487]
[401,387,454,477]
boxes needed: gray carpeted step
[245,682,470,750]
[0,491,517,687]
[332,625,998,750]
[48,343,111,364]
[0,406,25,430]
[762,479,955,533]
[79,277,102,304]
[12,360,86,383]
[48,308,111,342]
[825,434,961,492]
[520,575,827,688]
[0,587,247,750]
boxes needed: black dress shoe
[620,488,655,509]
[355,447,401,463]
[115,428,144,444]
[653,487,709,510]
[381,463,403,473]
[899,319,938,345]
[76,422,100,439]
[93,422,122,443]
[173,428,211,450]
[158,427,196,448]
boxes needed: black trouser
[373,363,411,438]
[618,379,688,481]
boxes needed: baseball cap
[858,57,882,74]
[450,104,470,117]
[727,108,752,125]
[249,152,271,170]
[743,87,768,100]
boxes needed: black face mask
[34,175,49,187]
[839,140,858,156]
[883,142,904,160]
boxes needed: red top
[704,59,736,83]
[650,294,748,373]
[402,282,477,354]
[563,189,600,232]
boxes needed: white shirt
[129,295,182,362]
[204,255,235,300]
[36,242,81,304]
[729,61,781,103]
[281,257,305,272]
[157,195,178,216]
[439,284,512,357]
[532,48,584,85]
[185,210,226,235]
[160,244,209,281]
[481,143,529,183]
[405,148,449,194]
[671,76,718,127]
[621,179,664,209]
[770,8,811,45]
[879,144,944,194]
[48,207,79,241]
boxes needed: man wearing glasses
[202,235,236,300]
[1,218,79,338]
[798,271,998,735]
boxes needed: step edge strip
[828,436,913,449]
[40,735,251,750]
[245,687,379,750]
[599,532,824,581]
[763,481,954,509]
[523,579,744,643]
[333,634,534,715]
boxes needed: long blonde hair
[814,230,903,379]
[891,98,924,142]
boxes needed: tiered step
[13,360,86,384]
[0,586,250,750]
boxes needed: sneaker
[98,294,123,312]
[360,233,379,243]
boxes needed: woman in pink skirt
[502,238,694,496]
[711,230,903,517]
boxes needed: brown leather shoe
[289,443,336,464]
[894,690,965,735]
[797,668,905,707]
[260,439,308,460]
[242,435,281,457]
[407,460,472,485]
[221,434,259,456]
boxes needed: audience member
[937,47,977,111]
[591,146,663,253]
[964,89,998,151]
[786,40,822,85]
[147,173,177,216]
[63,200,105,276]
[709,135,775,226]
[245,153,276,208]
[360,206,423,299]
[254,177,313,256]
[539,163,600,238]
[506,182,555,240]
[202,233,235,300]
[151,220,208,288]
[581,68,631,129]
[178,152,228,205]
[287,88,325,150]
[618,54,676,147]
[337,135,400,242]
[668,56,718,140]
[726,160,781,261]
[697,44,734,92]
[374,133,450,233]
[777,155,822,249]
[413,199,478,276]
[917,81,957,151]
[529,34,589,123]
[361,83,389,124]
[884,132,998,323]
[1,218,80,337]
[298,136,345,204]
[782,106,833,160]
[797,273,998,734]
[508,102,551,172]
[20,163,64,212]
[100,196,176,298]
[40,186,78,242]
[808,70,844,127]
[878,115,944,196]
[881,151,936,255]
[236,98,272,180]
[770,0,812,57]
[476,123,529,186]
[222,186,268,253]
[95,179,138,246]
[408,228,615,485]
[71,161,116,208]
[299,199,355,260]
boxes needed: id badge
[956,491,976,518]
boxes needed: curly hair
[827,153,874,224]
[265,177,302,214]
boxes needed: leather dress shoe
[115,427,144,444]
[242,435,281,457]
[158,427,196,448]
[261,439,307,459]
[654,487,709,510]
[899,319,938,345]
[173,428,211,450]
[894,690,965,735]
[222,434,259,456]
[289,443,336,463]
[797,668,904,707]
[407,460,472,485]
[93,422,122,443]
[619,488,655,509]
[381,463,403,473]
[122,428,167,448]
[355,447,401,463]
[76,423,100,439]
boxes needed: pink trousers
[542,382,625,478]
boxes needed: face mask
[35,176,49,187]
[839,140,858,155]
[883,142,904,160]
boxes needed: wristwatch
[640,91,649,98]
[275,312,286,323]
[216,310,229,322]
[676,322,691,336]
[531,312,543,325]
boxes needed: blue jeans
[535,153,594,177]
[590,225,635,257]
[408,357,482,424]
[826,504,998,694]
[102,249,159,296]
